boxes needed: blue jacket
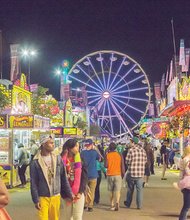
[30,151,72,204]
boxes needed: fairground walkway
[7,167,183,220]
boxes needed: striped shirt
[126,145,147,177]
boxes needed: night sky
[1,0,190,99]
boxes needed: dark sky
[1,0,190,99]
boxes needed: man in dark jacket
[30,135,73,220]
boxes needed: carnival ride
[68,50,151,137]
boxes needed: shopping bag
[0,208,11,220]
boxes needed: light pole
[21,48,37,90]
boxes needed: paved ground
[6,168,186,220]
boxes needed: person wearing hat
[124,137,147,210]
[80,139,101,212]
[30,135,73,220]
[17,143,29,188]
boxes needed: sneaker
[84,206,88,211]
[110,206,115,211]
[173,182,180,190]
[144,183,149,187]
[88,207,93,212]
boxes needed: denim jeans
[179,189,190,220]
[125,173,143,209]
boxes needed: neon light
[107,53,114,89]
[101,100,107,126]
[109,99,133,136]
[99,53,107,90]
[113,74,144,92]
[68,74,101,93]
[112,87,148,94]
[77,64,103,91]
[113,94,149,102]
[112,97,144,114]
[87,90,102,95]
[87,57,105,90]
[103,91,110,99]
[111,98,137,125]
[111,64,136,91]
[87,94,101,99]
[107,100,114,136]
[88,96,101,105]
[108,57,126,90]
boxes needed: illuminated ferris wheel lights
[110,98,137,125]
[73,69,80,74]
[68,74,101,93]
[77,64,104,91]
[103,91,110,99]
[110,56,117,61]
[134,68,141,73]
[83,61,90,66]
[112,96,144,114]
[96,57,104,62]
[142,79,148,84]
[108,57,127,90]
[110,64,136,92]
[87,57,105,90]
[124,60,130,65]
[112,86,148,95]
[69,50,151,137]
[113,94,149,102]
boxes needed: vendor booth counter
[0,114,50,187]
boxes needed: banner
[148,103,155,117]
[10,44,20,82]
[165,69,169,86]
[30,83,38,92]
[179,39,185,66]
[154,83,161,100]
[160,73,165,95]
[182,48,190,72]
[169,59,173,82]
[60,83,70,101]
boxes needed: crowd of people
[2,134,190,220]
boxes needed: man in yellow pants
[30,135,73,220]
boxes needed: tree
[90,124,101,137]
[77,120,87,130]
[32,86,59,119]
[0,87,10,113]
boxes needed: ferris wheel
[68,50,151,137]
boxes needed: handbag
[0,208,11,220]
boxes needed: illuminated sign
[12,74,32,114]
[0,115,7,128]
[51,127,63,136]
[63,128,77,135]
[8,115,33,128]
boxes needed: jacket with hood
[30,151,72,204]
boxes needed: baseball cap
[40,134,54,145]
[132,136,139,144]
[84,139,93,145]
